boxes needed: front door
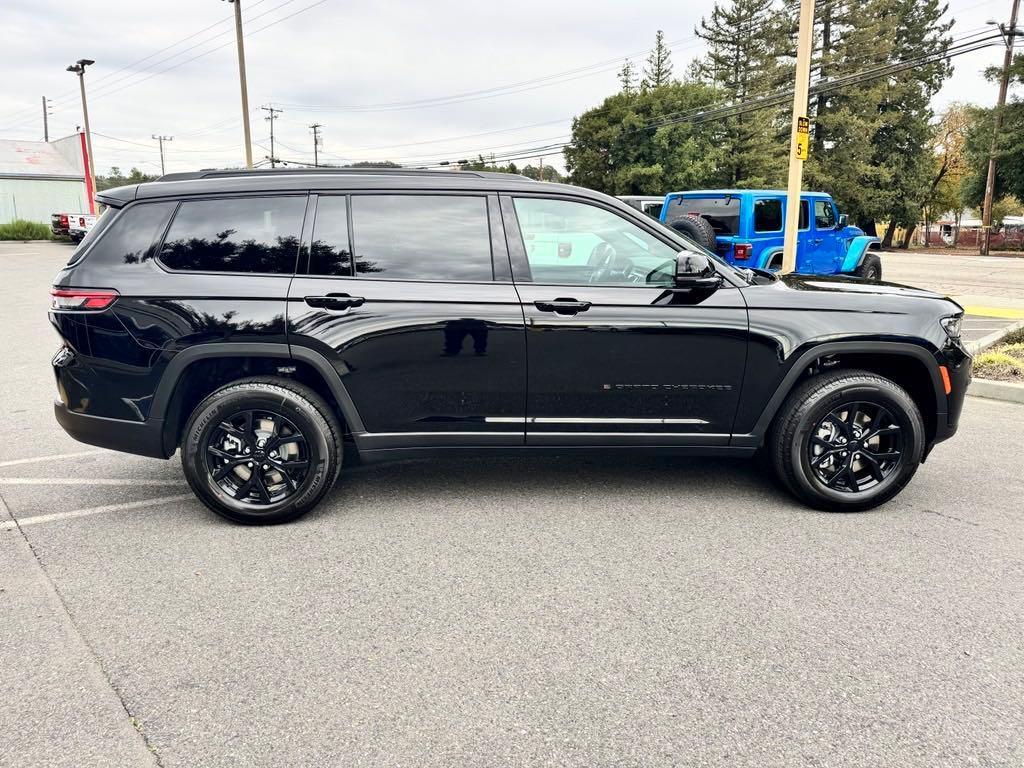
[811,198,843,272]
[502,194,749,446]
[288,193,526,451]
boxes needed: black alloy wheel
[807,401,903,493]
[205,409,310,505]
[769,369,924,512]
[181,378,342,524]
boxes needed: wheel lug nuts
[262,464,269,470]
[247,462,253,467]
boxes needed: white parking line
[0,478,180,486]
[0,450,106,468]
[0,494,194,531]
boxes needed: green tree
[694,0,789,187]
[963,54,1024,209]
[564,81,722,194]
[618,58,638,96]
[642,30,674,88]
[96,166,158,191]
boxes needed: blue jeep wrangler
[659,190,882,279]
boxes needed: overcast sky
[0,0,1015,176]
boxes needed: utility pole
[262,105,282,167]
[310,123,322,167]
[224,0,253,168]
[538,156,544,181]
[781,0,815,273]
[42,97,52,142]
[152,135,173,175]
[980,0,1021,256]
[66,59,97,210]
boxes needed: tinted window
[754,199,783,232]
[666,196,739,235]
[815,199,836,229]
[351,195,492,281]
[74,202,176,266]
[513,197,678,286]
[160,196,305,274]
[799,200,809,229]
[309,196,352,276]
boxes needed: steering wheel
[588,243,631,283]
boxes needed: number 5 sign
[795,116,810,160]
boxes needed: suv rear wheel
[769,370,924,511]
[181,378,342,524]
[855,253,882,280]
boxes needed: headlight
[940,314,962,341]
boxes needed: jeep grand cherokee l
[50,168,970,524]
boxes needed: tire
[769,369,925,512]
[854,253,882,280]
[670,215,717,251]
[180,377,342,524]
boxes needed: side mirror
[837,213,848,228]
[557,242,573,259]
[675,251,721,288]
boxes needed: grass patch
[0,219,52,241]
[974,344,1024,381]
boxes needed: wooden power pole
[980,0,1021,256]
[781,0,816,273]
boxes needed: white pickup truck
[51,212,97,243]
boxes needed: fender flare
[150,342,365,456]
[840,236,881,273]
[731,339,946,448]
[759,247,784,270]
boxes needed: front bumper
[54,400,168,459]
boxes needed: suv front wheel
[181,378,342,524]
[769,370,925,511]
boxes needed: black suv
[50,169,970,524]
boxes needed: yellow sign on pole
[795,116,810,160]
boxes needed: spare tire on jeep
[670,214,717,252]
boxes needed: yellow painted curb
[963,305,1024,320]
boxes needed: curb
[968,378,1024,404]
[966,318,1024,355]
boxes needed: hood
[777,273,955,304]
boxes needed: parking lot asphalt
[879,249,1024,344]
[2,241,1023,767]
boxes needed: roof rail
[155,167,532,183]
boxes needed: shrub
[0,219,52,241]
[973,350,1024,379]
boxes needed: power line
[408,31,1003,169]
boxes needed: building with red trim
[0,133,93,225]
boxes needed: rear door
[287,192,526,451]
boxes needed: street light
[67,58,97,210]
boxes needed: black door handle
[534,299,592,315]
[305,293,365,310]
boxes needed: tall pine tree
[642,31,674,88]
[694,0,789,187]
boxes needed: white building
[0,134,93,225]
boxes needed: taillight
[50,288,119,311]
[734,243,752,260]
[60,214,69,228]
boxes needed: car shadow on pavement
[313,454,795,519]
